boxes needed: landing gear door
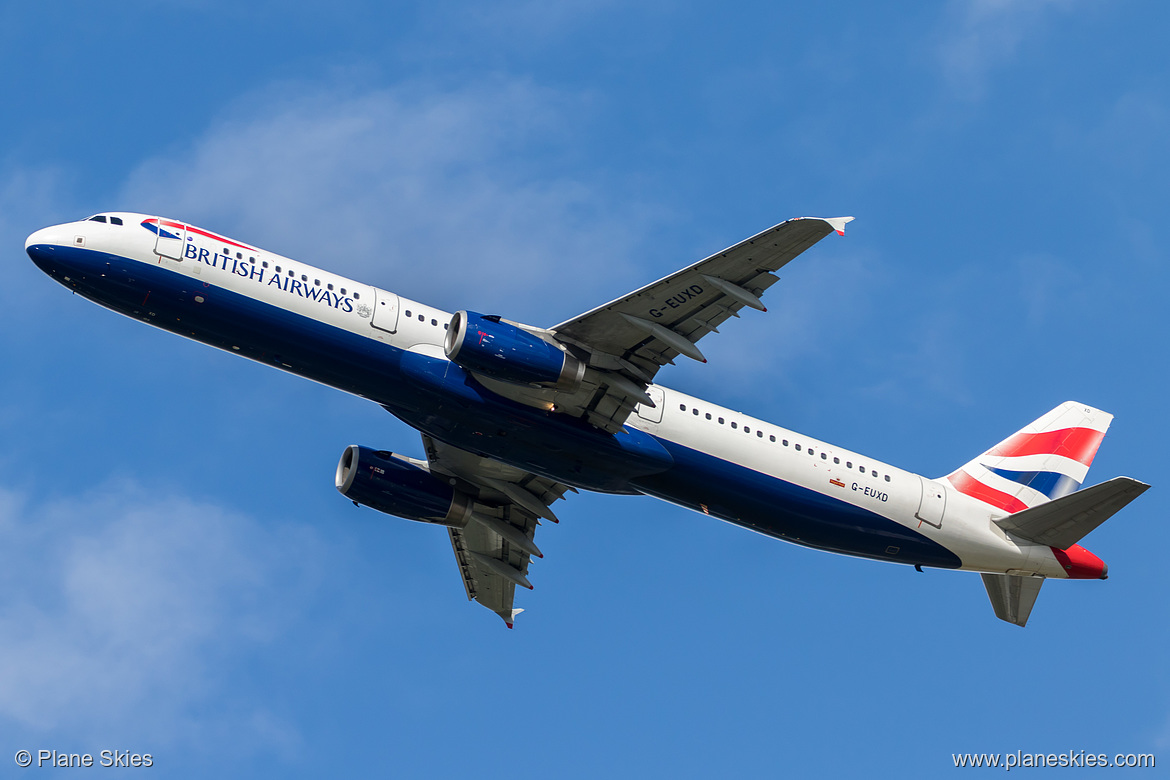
[152,218,187,261]
[916,477,946,528]
[371,288,400,334]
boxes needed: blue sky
[2,1,1167,776]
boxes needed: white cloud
[0,481,327,749]
[119,78,662,324]
[938,0,1084,97]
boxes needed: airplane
[25,212,1149,628]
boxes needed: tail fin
[982,573,1043,627]
[946,401,1112,514]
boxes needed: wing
[546,216,852,432]
[421,434,572,628]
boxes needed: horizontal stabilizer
[996,477,1150,550]
[982,573,1043,627]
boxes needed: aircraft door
[152,218,187,260]
[371,288,400,333]
[916,477,946,528]
[635,386,665,424]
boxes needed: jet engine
[335,444,545,559]
[335,445,472,527]
[444,310,583,391]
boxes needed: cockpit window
[88,215,107,223]
[110,216,123,226]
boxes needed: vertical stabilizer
[946,402,1112,515]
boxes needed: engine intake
[335,445,472,526]
[445,310,583,391]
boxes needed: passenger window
[275,265,282,273]
[795,444,801,451]
[287,270,294,277]
[743,426,750,433]
[431,319,437,326]
[705,413,712,420]
[718,417,724,425]
[833,457,840,464]
[354,292,360,299]
[314,279,321,286]
[327,284,334,291]
[821,452,827,460]
[249,257,256,264]
[301,274,308,282]
[237,252,243,259]
[783,439,789,446]
[756,431,763,438]
[680,404,686,411]
[341,288,347,295]
[769,435,775,442]
[846,461,852,468]
[885,475,891,482]
[730,421,737,429]
[693,408,699,416]
[263,261,269,269]
[405,310,412,317]
[110,216,123,225]
[418,314,424,322]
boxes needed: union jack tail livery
[946,401,1111,515]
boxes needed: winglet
[824,216,854,236]
[502,608,525,629]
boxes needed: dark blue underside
[29,244,961,568]
[632,443,961,567]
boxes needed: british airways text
[183,242,354,312]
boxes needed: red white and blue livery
[25,212,1148,627]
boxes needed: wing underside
[421,434,571,627]
[544,216,852,432]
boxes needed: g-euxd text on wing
[421,435,572,628]
[545,216,853,432]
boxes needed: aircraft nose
[26,224,80,275]
[26,226,53,251]
[25,224,69,254]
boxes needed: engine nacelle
[444,310,583,391]
[335,445,472,526]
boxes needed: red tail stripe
[947,470,1029,514]
[986,427,1106,467]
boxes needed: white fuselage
[25,213,1076,579]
